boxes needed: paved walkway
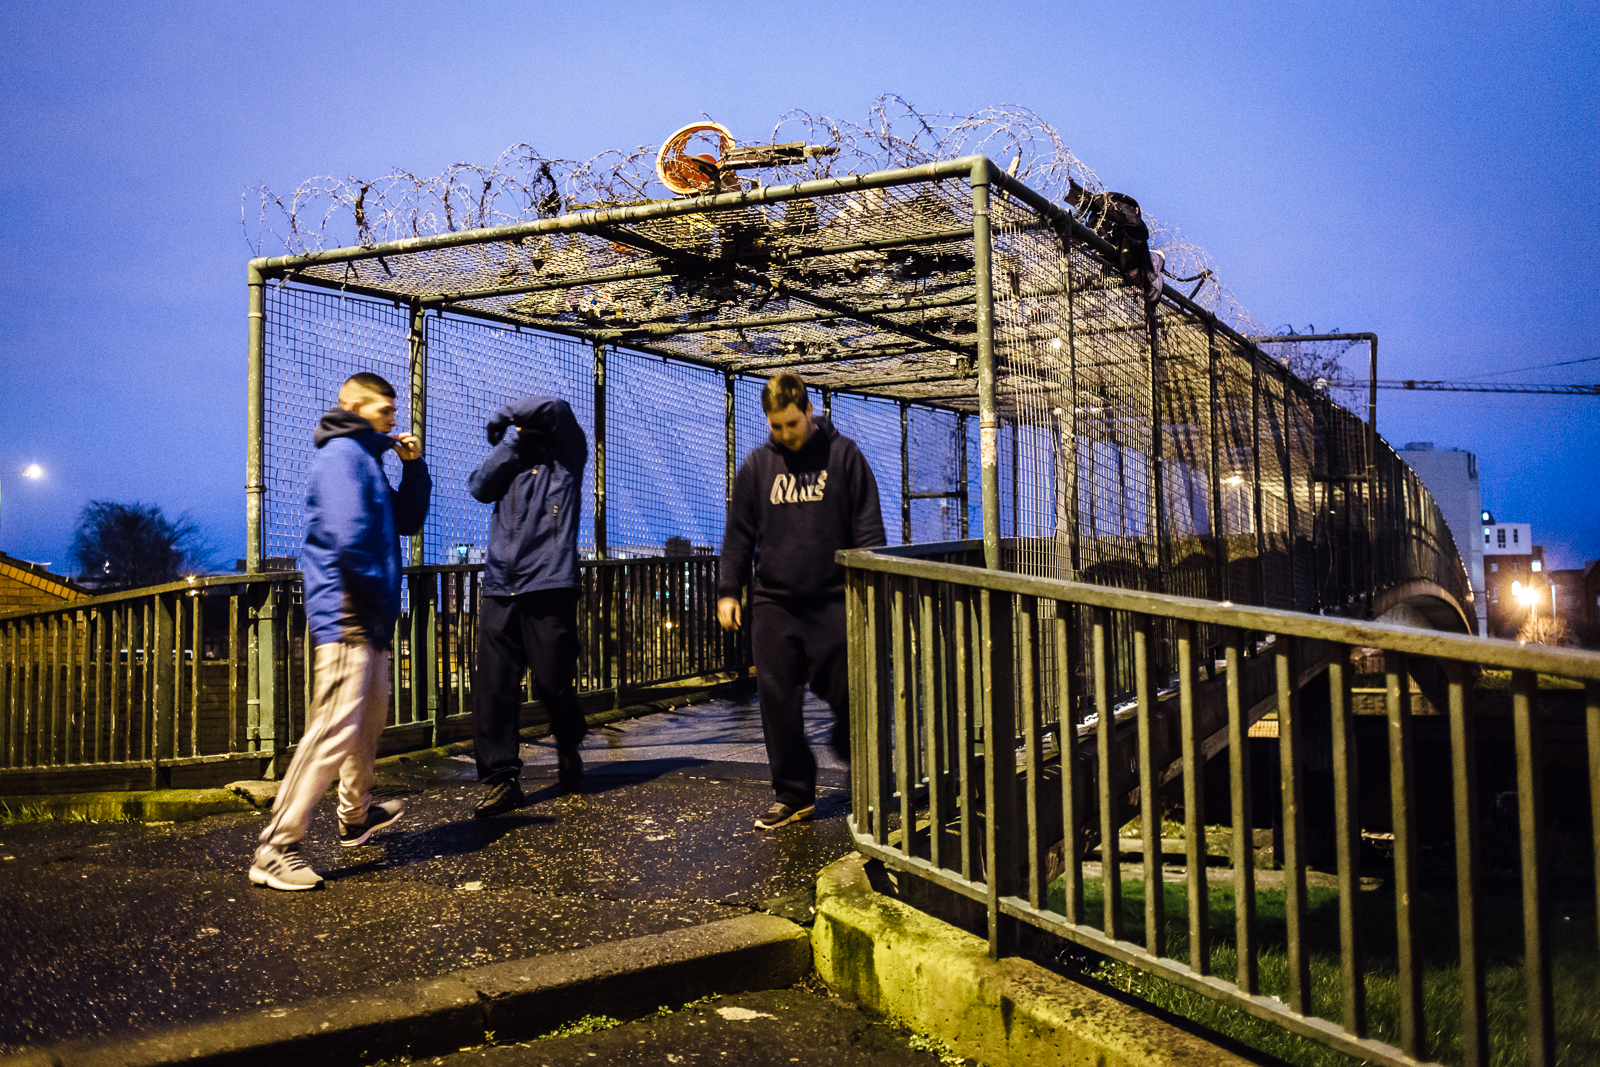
[0,696,853,1054]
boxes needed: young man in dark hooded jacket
[250,372,431,891]
[718,373,884,830]
[467,396,588,817]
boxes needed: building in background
[1481,516,1545,639]
[0,551,84,614]
[1401,443,1484,635]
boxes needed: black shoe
[754,801,815,831]
[473,779,525,818]
[557,746,583,792]
[339,798,407,846]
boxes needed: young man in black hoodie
[718,373,885,830]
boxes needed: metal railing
[1,555,740,789]
[842,545,1600,1067]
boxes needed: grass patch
[1048,877,1598,1067]
[538,1013,623,1039]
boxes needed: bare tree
[1516,612,1575,648]
[69,501,213,591]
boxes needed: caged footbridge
[3,148,1599,1067]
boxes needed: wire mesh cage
[250,153,1471,638]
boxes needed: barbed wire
[243,95,1345,393]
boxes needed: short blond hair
[760,373,809,414]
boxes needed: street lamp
[0,463,46,549]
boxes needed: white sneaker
[249,843,324,891]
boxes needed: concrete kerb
[4,913,811,1067]
[812,853,1256,1067]
[1,682,736,824]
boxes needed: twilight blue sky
[1,1,1596,570]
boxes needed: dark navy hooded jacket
[468,396,588,595]
[303,407,432,649]
[718,418,885,605]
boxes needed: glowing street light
[2,462,46,545]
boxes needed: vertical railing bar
[111,609,123,763]
[1387,653,1423,1056]
[955,586,975,881]
[1134,613,1165,956]
[1329,645,1366,1036]
[1226,630,1256,993]
[1179,621,1207,973]
[1512,668,1554,1067]
[982,587,1019,957]
[78,609,91,764]
[848,571,866,839]
[65,610,78,764]
[893,578,913,857]
[867,577,890,846]
[1056,607,1083,925]
[228,596,240,753]
[52,614,63,765]
[4,622,13,768]
[1447,661,1485,1067]
[1093,606,1121,940]
[1588,680,1600,965]
[1020,595,1044,909]
[145,600,155,764]
[190,596,203,757]
[1278,635,1311,1014]
[921,582,943,871]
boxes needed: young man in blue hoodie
[250,373,431,891]
[718,374,884,830]
[467,396,588,817]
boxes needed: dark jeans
[474,588,584,785]
[752,597,849,808]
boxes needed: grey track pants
[259,640,391,850]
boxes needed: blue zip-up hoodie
[468,396,587,595]
[303,407,432,648]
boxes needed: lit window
[1512,580,1522,596]
[1490,563,1498,572]
[1531,561,1541,572]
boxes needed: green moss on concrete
[0,788,251,824]
[815,853,1255,1067]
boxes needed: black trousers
[751,597,849,808]
[474,588,585,785]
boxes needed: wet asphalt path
[0,697,853,1054]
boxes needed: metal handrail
[842,546,1599,1067]
[0,555,741,787]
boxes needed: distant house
[0,552,86,614]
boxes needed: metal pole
[972,159,1001,571]
[1367,335,1378,618]
[1146,304,1168,594]
[1207,324,1228,601]
[725,373,737,506]
[956,412,970,540]
[900,400,911,544]
[408,302,427,566]
[593,340,607,560]
[820,385,832,421]
[246,265,266,573]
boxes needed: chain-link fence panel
[262,285,413,565]
[423,315,595,563]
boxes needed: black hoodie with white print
[717,418,885,606]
